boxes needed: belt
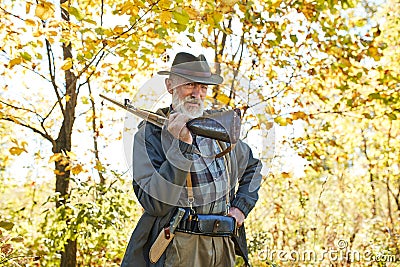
[176,214,237,237]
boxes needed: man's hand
[228,206,245,227]
[167,113,193,144]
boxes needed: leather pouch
[196,215,236,237]
[186,109,241,144]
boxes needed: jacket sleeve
[230,140,263,217]
[132,123,195,217]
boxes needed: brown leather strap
[186,172,194,209]
[216,141,232,215]
[215,143,235,158]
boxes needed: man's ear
[165,78,173,94]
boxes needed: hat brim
[157,70,223,85]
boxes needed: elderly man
[121,52,262,267]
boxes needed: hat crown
[171,52,211,75]
[171,52,205,65]
[157,52,223,85]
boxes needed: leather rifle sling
[186,172,194,210]
[216,141,232,215]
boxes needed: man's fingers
[167,113,193,144]
[228,207,245,227]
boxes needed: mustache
[183,97,202,104]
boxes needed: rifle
[100,94,241,157]
[100,94,166,128]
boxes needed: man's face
[166,76,208,118]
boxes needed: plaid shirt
[188,135,229,214]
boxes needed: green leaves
[386,112,397,120]
[68,6,85,21]
[172,9,190,31]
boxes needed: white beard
[172,93,204,118]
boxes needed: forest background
[0,0,399,266]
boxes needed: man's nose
[191,85,203,98]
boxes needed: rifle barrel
[100,94,167,128]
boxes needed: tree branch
[88,81,105,185]
[43,100,59,122]
[0,98,43,119]
[78,51,106,89]
[45,38,65,116]
[67,0,160,96]
[361,129,377,217]
[249,73,301,108]
[1,117,54,145]
[101,0,104,26]
[229,32,244,100]
[0,98,55,144]
[117,0,161,38]
[249,87,286,108]
[0,6,25,22]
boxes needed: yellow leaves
[217,0,238,12]
[212,12,223,24]
[266,106,276,115]
[9,140,28,156]
[160,11,172,27]
[216,93,231,105]
[49,152,69,166]
[159,0,172,9]
[339,58,351,68]
[274,112,308,126]
[274,116,289,126]
[61,58,73,71]
[9,139,27,156]
[105,39,117,47]
[25,19,37,27]
[49,151,84,176]
[49,153,62,163]
[113,26,125,35]
[35,1,55,20]
[86,110,95,122]
[33,30,43,38]
[118,1,139,16]
[367,46,382,61]
[183,7,199,20]
[8,58,22,68]
[291,111,307,120]
[94,160,105,172]
[53,169,65,175]
[26,2,32,14]
[71,164,83,175]
[220,0,239,6]
[66,151,78,161]
[128,60,137,68]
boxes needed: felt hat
[158,52,223,85]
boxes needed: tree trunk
[60,239,77,267]
[55,0,79,263]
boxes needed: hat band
[171,66,212,78]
